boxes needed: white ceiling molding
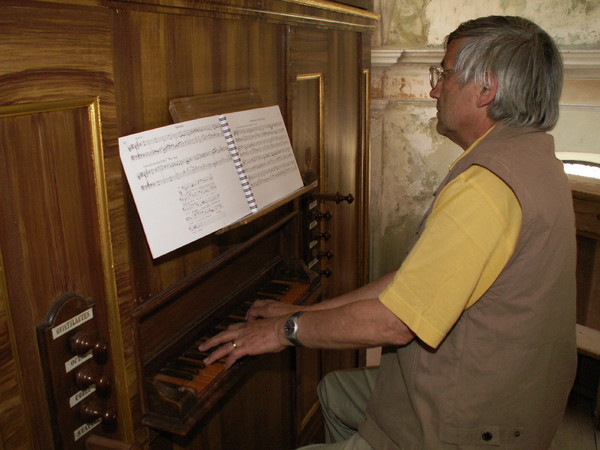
[372,47,600,80]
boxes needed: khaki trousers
[297,367,379,450]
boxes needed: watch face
[284,319,296,336]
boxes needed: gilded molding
[87,97,135,441]
[361,68,371,283]
[284,0,379,20]
[296,73,325,191]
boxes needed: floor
[551,393,600,449]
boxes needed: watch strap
[285,311,304,347]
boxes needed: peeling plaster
[370,100,461,274]
[369,0,600,279]
[373,0,430,47]
[424,0,600,46]
[374,0,600,47]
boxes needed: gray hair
[446,16,563,131]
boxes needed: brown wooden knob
[312,231,331,241]
[313,192,354,204]
[92,340,109,364]
[317,250,334,260]
[74,366,111,396]
[317,268,332,278]
[69,332,108,363]
[70,332,94,354]
[313,211,332,221]
[79,401,117,424]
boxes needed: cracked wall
[369,0,600,279]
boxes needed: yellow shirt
[379,138,522,349]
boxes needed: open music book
[119,105,304,258]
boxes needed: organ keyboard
[134,258,320,435]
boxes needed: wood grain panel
[0,98,115,448]
[289,74,325,442]
[292,76,322,190]
[0,4,129,448]
[113,9,286,301]
[571,177,600,331]
[0,268,31,449]
[324,29,361,297]
[288,24,367,440]
[289,26,364,297]
[576,235,600,328]
[164,352,294,449]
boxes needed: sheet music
[119,116,249,258]
[225,106,304,208]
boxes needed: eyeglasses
[429,66,453,89]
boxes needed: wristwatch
[283,311,304,347]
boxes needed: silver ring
[231,341,237,349]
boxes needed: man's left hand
[198,316,290,368]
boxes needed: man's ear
[477,74,498,108]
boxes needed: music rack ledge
[216,181,318,234]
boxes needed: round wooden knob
[312,231,331,241]
[313,192,354,204]
[74,366,111,396]
[317,250,334,260]
[69,332,108,363]
[69,332,93,354]
[313,211,332,221]
[317,268,332,278]
[80,401,117,424]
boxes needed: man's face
[430,38,483,149]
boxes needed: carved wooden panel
[288,25,369,442]
[288,26,365,298]
[0,97,116,448]
[289,75,326,441]
[0,4,125,447]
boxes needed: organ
[0,0,376,449]
[137,261,319,435]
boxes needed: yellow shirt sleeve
[379,165,522,349]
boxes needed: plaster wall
[369,0,600,279]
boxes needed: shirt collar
[448,125,496,171]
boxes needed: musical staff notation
[125,123,222,161]
[118,105,303,258]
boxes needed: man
[200,16,577,448]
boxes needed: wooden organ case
[0,1,376,449]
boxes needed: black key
[166,361,199,375]
[183,349,210,360]
[216,317,235,327]
[204,328,220,337]
[176,357,206,369]
[185,348,226,365]
[159,367,194,380]
[255,294,279,301]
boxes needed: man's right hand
[245,300,301,321]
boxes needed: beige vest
[360,122,577,449]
